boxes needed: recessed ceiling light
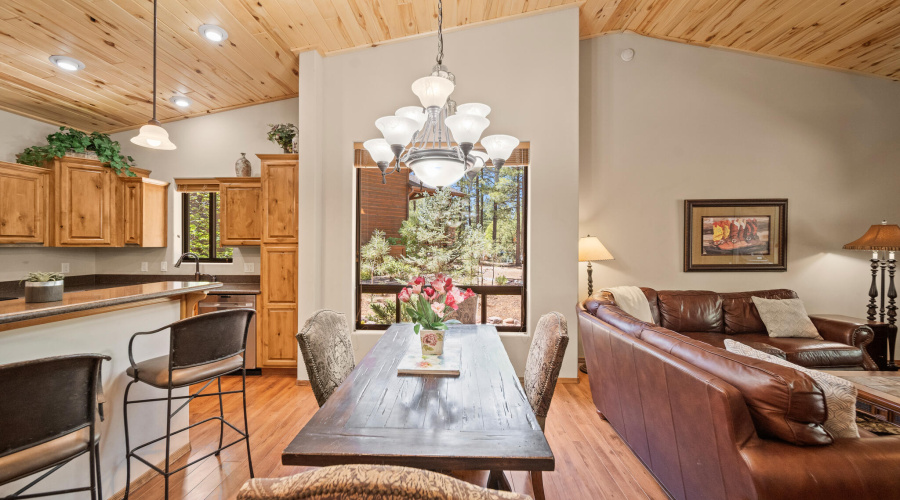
[49,55,85,72]
[170,95,192,108]
[199,25,228,43]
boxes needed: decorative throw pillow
[725,339,859,438]
[751,296,822,339]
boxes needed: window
[182,192,233,262]
[355,145,528,332]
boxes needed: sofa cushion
[752,297,822,339]
[638,326,832,446]
[721,289,798,334]
[732,334,864,368]
[657,290,724,333]
[725,339,859,439]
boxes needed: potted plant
[267,123,298,153]
[17,127,136,176]
[22,272,65,303]
[398,274,475,355]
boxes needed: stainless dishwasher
[198,294,258,371]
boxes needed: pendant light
[131,0,176,150]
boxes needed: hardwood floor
[127,371,668,500]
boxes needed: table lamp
[579,235,614,297]
[843,220,900,327]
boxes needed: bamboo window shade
[352,142,530,168]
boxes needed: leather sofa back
[657,290,724,333]
[720,289,798,334]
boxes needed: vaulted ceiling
[1,0,899,133]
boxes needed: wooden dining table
[282,323,554,497]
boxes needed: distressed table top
[282,323,554,471]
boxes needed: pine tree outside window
[182,192,233,263]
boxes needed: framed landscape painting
[684,199,788,272]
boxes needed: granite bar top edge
[0,282,223,326]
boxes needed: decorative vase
[25,280,64,303]
[234,153,251,177]
[419,329,445,356]
[281,143,293,154]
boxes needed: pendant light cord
[436,0,443,66]
[152,0,158,122]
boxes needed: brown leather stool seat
[126,354,244,389]
[0,428,93,484]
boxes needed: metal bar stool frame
[122,309,255,500]
[0,354,110,500]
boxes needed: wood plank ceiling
[1,0,898,133]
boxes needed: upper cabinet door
[0,162,48,244]
[55,159,115,246]
[259,155,298,243]
[220,179,262,246]
[123,177,168,247]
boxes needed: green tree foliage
[186,193,232,260]
[360,229,390,283]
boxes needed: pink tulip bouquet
[399,274,476,335]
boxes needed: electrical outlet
[244,263,254,273]
[140,262,149,272]
[160,261,168,272]
[61,263,70,273]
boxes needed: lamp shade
[395,106,427,130]
[457,103,491,118]
[409,157,466,187]
[481,134,519,163]
[445,114,490,145]
[363,138,394,164]
[411,76,455,109]
[375,116,418,147]
[579,236,614,262]
[130,121,176,150]
[843,221,900,251]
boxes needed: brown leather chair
[578,299,900,500]
[0,354,109,500]
[586,288,876,370]
[123,309,255,500]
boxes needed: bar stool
[123,309,255,500]
[0,354,109,500]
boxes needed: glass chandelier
[363,0,518,187]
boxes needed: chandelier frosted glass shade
[411,76,455,109]
[457,103,491,118]
[395,106,427,130]
[131,121,176,150]
[444,115,490,145]
[481,134,519,163]
[363,139,394,164]
[375,116,419,147]
[409,155,466,187]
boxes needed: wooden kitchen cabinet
[121,176,168,247]
[219,178,262,245]
[50,158,116,247]
[258,154,299,243]
[0,161,48,244]
[259,306,299,367]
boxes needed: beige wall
[579,34,900,344]
[298,7,582,379]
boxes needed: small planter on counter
[22,272,65,303]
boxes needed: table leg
[531,471,546,500]
[488,470,512,492]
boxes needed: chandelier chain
[436,0,443,66]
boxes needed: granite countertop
[207,283,261,295]
[0,281,222,326]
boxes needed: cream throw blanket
[600,286,654,324]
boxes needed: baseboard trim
[107,443,191,500]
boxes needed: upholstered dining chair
[297,310,356,407]
[238,464,530,500]
[491,311,569,500]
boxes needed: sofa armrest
[741,436,900,499]
[809,314,876,370]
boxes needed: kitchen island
[0,281,222,500]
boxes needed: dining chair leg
[94,442,103,500]
[122,381,134,500]
[530,471,545,500]
[488,470,511,491]
[241,368,254,478]
[215,376,224,456]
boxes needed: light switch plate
[160,261,168,272]
[244,263,254,273]
[140,262,149,272]
[61,263,70,273]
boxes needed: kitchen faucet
[174,252,201,280]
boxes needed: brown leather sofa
[579,291,900,500]
[583,288,876,370]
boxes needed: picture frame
[684,199,788,272]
